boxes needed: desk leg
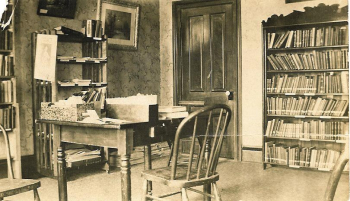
[57,144,67,201]
[121,154,131,201]
[203,140,211,201]
[144,145,153,198]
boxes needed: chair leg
[212,182,222,201]
[34,189,41,201]
[167,142,174,167]
[181,188,189,201]
[141,179,148,201]
[203,183,211,201]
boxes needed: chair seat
[0,179,41,198]
[141,166,219,188]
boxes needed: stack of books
[158,106,188,119]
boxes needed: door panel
[211,13,225,91]
[175,0,238,159]
[189,16,204,92]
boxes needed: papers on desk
[106,93,157,105]
[158,106,188,119]
[65,148,100,161]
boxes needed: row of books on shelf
[267,25,348,49]
[266,118,348,140]
[83,20,103,38]
[0,106,13,129]
[72,86,107,106]
[265,143,349,171]
[54,22,105,40]
[266,97,348,117]
[0,55,14,76]
[0,80,13,103]
[82,64,105,83]
[82,41,105,59]
[267,49,348,71]
[0,29,13,51]
[266,72,349,94]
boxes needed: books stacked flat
[159,106,188,120]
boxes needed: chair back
[170,104,231,181]
[0,124,14,179]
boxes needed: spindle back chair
[0,124,41,201]
[141,104,231,201]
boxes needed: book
[54,26,84,37]
[159,106,187,113]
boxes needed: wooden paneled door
[174,0,240,159]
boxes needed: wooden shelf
[0,76,15,79]
[265,136,347,143]
[264,162,349,173]
[58,83,108,87]
[267,45,348,51]
[66,155,102,168]
[267,115,349,119]
[267,93,348,96]
[0,50,12,54]
[267,69,349,73]
[57,34,106,43]
[0,102,15,106]
[57,58,107,64]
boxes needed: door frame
[172,0,242,160]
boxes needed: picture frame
[100,1,140,50]
[37,0,77,19]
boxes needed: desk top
[35,119,147,129]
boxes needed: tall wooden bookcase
[32,28,108,176]
[262,4,349,171]
[0,1,21,178]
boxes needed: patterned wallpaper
[15,0,160,156]
[107,0,160,99]
[159,0,173,106]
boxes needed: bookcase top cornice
[262,3,348,27]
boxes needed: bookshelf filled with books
[262,4,349,172]
[0,1,21,178]
[32,21,108,176]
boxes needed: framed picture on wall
[37,0,77,19]
[100,1,140,50]
[286,0,312,3]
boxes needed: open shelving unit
[0,1,21,178]
[32,27,108,176]
[262,4,349,172]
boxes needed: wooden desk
[36,119,179,201]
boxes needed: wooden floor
[2,157,349,201]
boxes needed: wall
[15,0,99,156]
[159,0,348,151]
[107,0,160,98]
[15,0,160,156]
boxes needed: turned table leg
[144,145,153,198]
[57,145,67,201]
[121,154,131,201]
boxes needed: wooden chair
[0,124,41,201]
[141,104,231,201]
[324,140,349,201]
